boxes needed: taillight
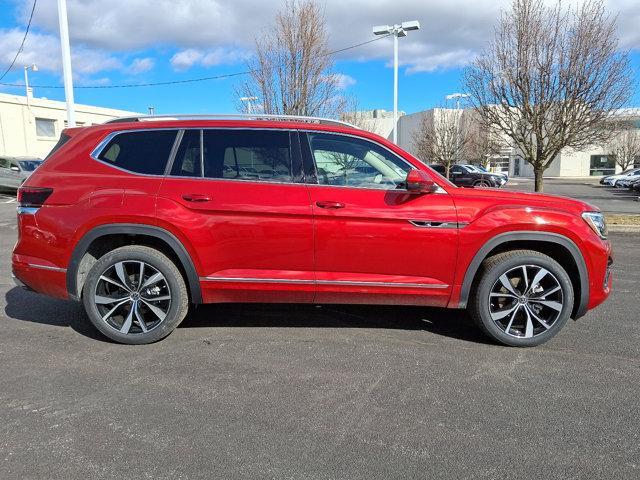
[17,187,53,208]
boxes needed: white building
[392,107,640,178]
[0,93,138,159]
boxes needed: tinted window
[98,130,177,175]
[307,132,410,189]
[202,130,292,182]
[171,130,202,177]
[19,160,42,171]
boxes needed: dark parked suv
[13,114,611,346]
[429,164,506,187]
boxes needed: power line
[0,0,38,82]
[0,33,389,89]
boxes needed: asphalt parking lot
[504,177,640,214]
[0,196,639,479]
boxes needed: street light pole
[23,64,38,111]
[373,20,420,144]
[240,96,258,115]
[57,0,76,127]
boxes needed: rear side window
[202,130,292,182]
[170,130,202,177]
[97,130,177,175]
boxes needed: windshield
[18,160,42,171]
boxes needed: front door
[156,128,315,303]
[301,131,459,307]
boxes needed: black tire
[82,246,189,344]
[474,180,491,187]
[469,249,574,347]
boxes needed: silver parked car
[0,156,43,188]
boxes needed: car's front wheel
[82,246,189,344]
[469,250,574,347]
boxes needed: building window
[35,118,56,138]
[589,155,615,176]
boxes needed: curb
[608,224,640,233]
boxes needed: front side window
[35,118,56,138]
[307,132,411,190]
[202,130,292,182]
[97,130,177,175]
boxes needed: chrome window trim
[89,128,180,177]
[88,126,449,193]
[90,126,301,180]
[201,276,448,289]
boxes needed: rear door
[301,131,458,307]
[156,128,315,303]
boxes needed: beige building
[0,93,138,159]
[391,107,640,178]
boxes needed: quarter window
[202,130,292,182]
[307,132,411,189]
[97,130,177,175]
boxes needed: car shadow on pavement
[4,287,108,342]
[182,303,492,345]
[5,287,491,345]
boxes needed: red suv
[12,115,612,346]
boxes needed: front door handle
[316,201,345,209]
[182,194,211,203]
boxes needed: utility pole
[57,0,76,127]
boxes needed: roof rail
[105,113,358,129]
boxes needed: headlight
[582,212,607,239]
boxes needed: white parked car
[600,168,640,186]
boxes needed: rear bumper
[12,253,68,299]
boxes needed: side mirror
[10,166,20,172]
[405,169,438,194]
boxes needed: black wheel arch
[458,231,589,319]
[66,224,202,304]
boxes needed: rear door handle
[182,194,211,203]
[316,201,345,209]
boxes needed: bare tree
[412,108,470,178]
[605,119,640,170]
[463,110,504,167]
[339,97,379,133]
[237,0,345,117]
[463,0,633,191]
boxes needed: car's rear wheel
[469,250,574,347]
[82,246,189,344]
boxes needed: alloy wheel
[488,264,564,338]
[94,261,172,335]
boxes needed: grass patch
[605,214,640,226]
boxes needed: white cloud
[129,57,154,74]
[170,47,248,71]
[0,28,121,76]
[328,73,357,89]
[8,0,640,76]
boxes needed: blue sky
[0,0,638,115]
